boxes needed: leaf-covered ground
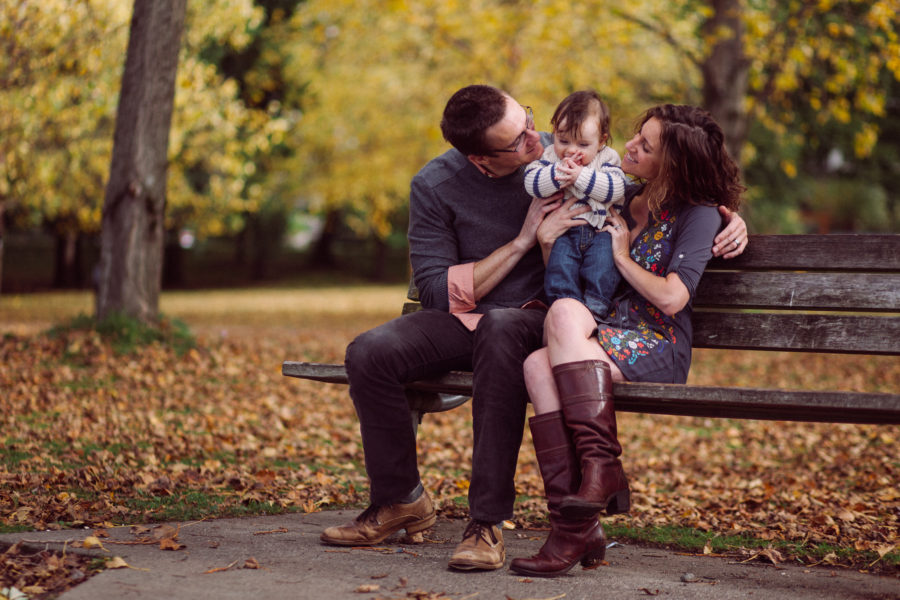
[1,287,898,596]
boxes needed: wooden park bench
[283,234,900,428]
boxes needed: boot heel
[605,489,631,515]
[405,512,437,534]
[580,546,606,568]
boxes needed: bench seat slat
[615,382,899,424]
[695,271,900,311]
[282,362,900,425]
[692,312,900,354]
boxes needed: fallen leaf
[837,509,856,522]
[742,547,784,565]
[106,557,130,569]
[253,527,288,535]
[21,586,45,596]
[104,556,148,571]
[243,557,261,569]
[204,559,239,574]
[354,584,380,593]
[81,536,107,551]
[152,524,179,541]
[159,537,185,551]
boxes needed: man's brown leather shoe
[447,520,505,570]
[320,491,436,546]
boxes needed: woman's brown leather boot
[553,360,631,519]
[509,411,607,577]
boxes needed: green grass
[603,523,900,568]
[122,491,289,523]
[47,312,195,356]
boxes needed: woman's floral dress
[595,185,722,384]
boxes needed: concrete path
[2,511,897,599]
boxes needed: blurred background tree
[1,0,897,292]
[96,0,187,323]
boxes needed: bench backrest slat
[692,312,900,354]
[695,272,900,311]
[706,234,899,272]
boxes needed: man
[320,85,747,570]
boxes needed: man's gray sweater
[408,135,552,314]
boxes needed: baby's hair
[550,90,611,145]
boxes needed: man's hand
[473,193,568,301]
[712,206,748,259]
[536,196,590,263]
[515,193,565,251]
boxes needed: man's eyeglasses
[494,106,535,154]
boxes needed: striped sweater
[524,143,627,229]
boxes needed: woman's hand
[712,206,748,258]
[536,195,590,264]
[602,209,631,263]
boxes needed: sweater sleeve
[665,204,722,299]
[523,145,563,198]
[408,173,457,312]
[570,146,627,210]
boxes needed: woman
[510,104,745,577]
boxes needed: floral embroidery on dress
[596,210,679,364]
[631,209,673,275]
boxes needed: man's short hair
[440,85,509,157]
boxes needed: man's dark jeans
[545,224,621,321]
[345,307,546,523]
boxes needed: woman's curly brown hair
[638,104,744,218]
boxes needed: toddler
[524,90,627,320]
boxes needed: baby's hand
[555,158,582,187]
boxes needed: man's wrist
[512,233,536,254]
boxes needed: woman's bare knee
[523,348,550,389]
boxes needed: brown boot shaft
[552,360,630,518]
[528,411,580,517]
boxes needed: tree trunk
[53,229,81,288]
[310,209,341,269]
[0,200,5,296]
[163,236,186,288]
[371,236,387,282]
[701,0,749,164]
[96,0,187,322]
